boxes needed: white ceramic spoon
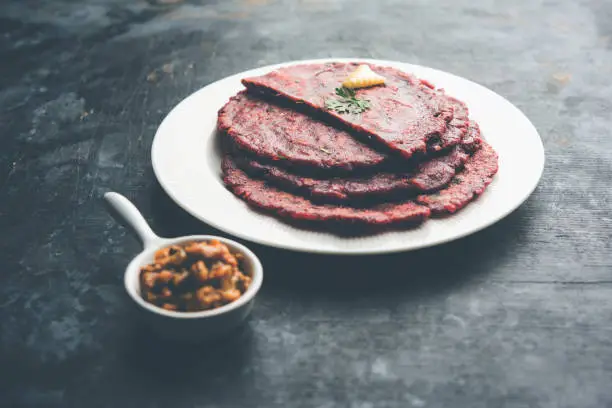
[104,192,263,342]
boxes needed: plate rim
[151,57,545,255]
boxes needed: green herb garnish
[325,87,371,115]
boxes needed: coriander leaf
[326,87,371,115]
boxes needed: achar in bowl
[139,240,252,312]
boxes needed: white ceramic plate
[152,58,544,255]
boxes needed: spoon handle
[103,192,161,249]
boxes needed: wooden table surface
[1,0,611,407]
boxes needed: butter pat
[342,64,386,89]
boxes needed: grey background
[0,0,611,407]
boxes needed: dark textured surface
[1,1,611,407]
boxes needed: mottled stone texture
[0,0,611,407]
